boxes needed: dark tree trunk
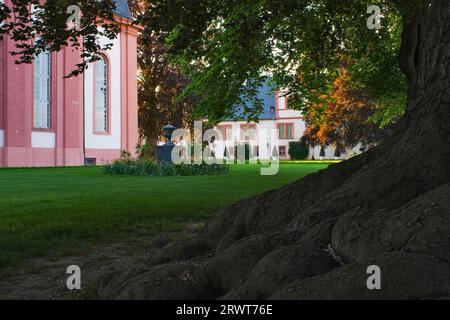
[334,146,341,158]
[100,0,450,299]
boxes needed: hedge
[288,141,309,160]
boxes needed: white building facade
[214,87,360,160]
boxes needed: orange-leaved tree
[303,68,391,155]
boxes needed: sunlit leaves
[0,0,411,120]
[145,0,407,124]
[0,0,119,76]
[303,68,391,150]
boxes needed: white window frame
[33,49,51,129]
[94,56,109,133]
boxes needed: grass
[0,163,329,268]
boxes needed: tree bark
[100,0,450,299]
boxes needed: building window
[33,51,51,129]
[278,123,294,139]
[240,124,256,140]
[279,146,287,157]
[217,125,232,141]
[94,55,109,133]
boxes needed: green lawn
[0,163,328,268]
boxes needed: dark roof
[226,82,277,121]
[114,0,132,20]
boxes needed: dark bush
[103,159,230,176]
[288,141,309,160]
[136,143,155,160]
[334,147,341,158]
[319,146,326,157]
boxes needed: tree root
[100,108,450,299]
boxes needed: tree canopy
[303,67,391,151]
[137,32,197,151]
[0,0,121,76]
[142,0,408,124]
[0,0,423,121]
[129,0,197,153]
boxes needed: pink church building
[0,0,139,167]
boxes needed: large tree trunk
[100,0,450,299]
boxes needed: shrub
[288,141,309,160]
[319,146,326,157]
[120,149,133,161]
[103,159,230,176]
[136,143,155,160]
[334,147,341,158]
